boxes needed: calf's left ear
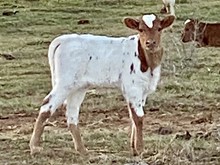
[160,15,175,29]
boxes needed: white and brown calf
[182,19,220,47]
[160,0,175,16]
[29,14,175,156]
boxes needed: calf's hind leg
[29,88,69,155]
[66,89,87,155]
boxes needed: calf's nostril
[146,40,156,46]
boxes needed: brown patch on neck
[137,40,163,73]
[146,48,163,72]
[138,40,148,72]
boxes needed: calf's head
[182,19,198,42]
[124,14,175,52]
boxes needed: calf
[182,19,220,47]
[160,0,175,16]
[29,14,175,156]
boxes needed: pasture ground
[0,0,220,164]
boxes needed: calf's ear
[124,18,140,30]
[160,15,175,29]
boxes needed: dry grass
[0,0,220,164]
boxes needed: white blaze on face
[142,14,156,28]
[184,19,191,25]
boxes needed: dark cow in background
[182,19,220,47]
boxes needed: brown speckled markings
[124,14,174,155]
[125,15,174,74]
[29,14,175,157]
[130,63,135,74]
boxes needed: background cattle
[160,0,176,16]
[182,19,220,47]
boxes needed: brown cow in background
[182,19,220,47]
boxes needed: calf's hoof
[30,145,43,155]
[131,147,143,156]
[76,146,88,156]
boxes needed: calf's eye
[158,27,162,31]
[139,29,143,32]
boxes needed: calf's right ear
[124,18,140,30]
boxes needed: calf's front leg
[128,103,144,156]
[69,124,87,154]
